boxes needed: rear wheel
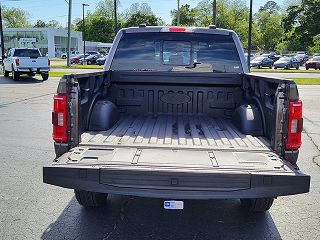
[4,69,9,77]
[41,73,49,81]
[240,198,274,212]
[74,189,108,207]
[306,67,309,70]
[296,65,299,70]
[87,60,92,65]
[12,68,20,81]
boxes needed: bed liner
[81,114,270,151]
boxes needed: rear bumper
[43,165,310,200]
[16,67,50,73]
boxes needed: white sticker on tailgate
[164,200,184,210]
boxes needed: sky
[4,0,285,27]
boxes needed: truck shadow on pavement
[0,76,45,84]
[41,195,281,240]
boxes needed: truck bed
[80,114,270,151]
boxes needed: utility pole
[82,3,89,64]
[247,0,253,70]
[177,0,180,26]
[0,3,4,61]
[67,0,72,67]
[114,0,118,35]
[212,0,217,25]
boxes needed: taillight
[48,59,51,66]
[160,27,193,33]
[15,58,20,66]
[286,100,303,150]
[52,94,68,143]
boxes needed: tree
[73,14,123,42]
[34,20,61,28]
[46,20,61,28]
[2,6,30,28]
[171,4,197,26]
[259,1,280,14]
[125,12,159,27]
[95,0,120,19]
[34,20,46,28]
[255,10,284,51]
[309,34,320,53]
[282,0,320,51]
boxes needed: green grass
[49,58,65,61]
[292,78,320,85]
[51,64,103,69]
[49,72,69,77]
[251,68,319,73]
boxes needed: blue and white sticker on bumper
[164,200,184,210]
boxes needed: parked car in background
[305,56,320,70]
[294,55,307,66]
[244,53,255,63]
[82,53,104,65]
[86,51,100,56]
[296,51,309,59]
[3,48,50,81]
[96,55,108,65]
[71,54,89,64]
[250,56,273,69]
[61,51,80,59]
[274,57,300,70]
[314,53,320,56]
[261,52,280,62]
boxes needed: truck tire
[240,198,274,212]
[4,70,9,77]
[74,189,108,207]
[41,73,49,81]
[12,69,20,81]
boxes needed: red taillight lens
[15,58,20,66]
[48,59,51,66]
[286,100,303,150]
[52,94,68,143]
[169,27,186,32]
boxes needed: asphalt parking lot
[0,74,319,240]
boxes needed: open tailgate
[43,146,310,199]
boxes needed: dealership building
[2,28,111,58]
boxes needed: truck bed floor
[80,115,270,151]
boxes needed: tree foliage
[256,2,284,51]
[123,2,153,19]
[125,12,160,27]
[2,6,30,28]
[259,1,280,14]
[171,4,197,26]
[34,20,61,28]
[95,0,120,19]
[282,0,320,51]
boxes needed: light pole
[0,0,20,61]
[212,0,216,25]
[82,3,89,64]
[247,0,253,70]
[177,0,180,26]
[67,0,72,67]
[114,0,118,35]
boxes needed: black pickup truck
[44,26,310,212]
